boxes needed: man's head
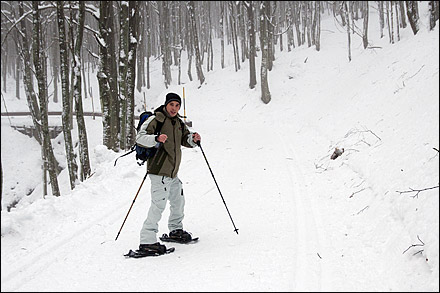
[164,92,181,117]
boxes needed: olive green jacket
[136,105,197,178]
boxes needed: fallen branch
[349,188,366,198]
[403,235,425,255]
[356,205,369,215]
[396,185,439,198]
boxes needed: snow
[1,4,439,292]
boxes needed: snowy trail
[1,119,328,291]
[277,127,323,291]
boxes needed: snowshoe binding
[160,229,199,244]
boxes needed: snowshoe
[124,242,175,258]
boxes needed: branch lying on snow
[403,235,425,256]
[349,188,366,198]
[355,205,369,215]
[396,185,439,198]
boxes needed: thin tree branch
[403,235,425,254]
[396,186,439,198]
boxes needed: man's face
[166,101,181,117]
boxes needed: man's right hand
[156,134,168,143]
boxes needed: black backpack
[114,111,164,166]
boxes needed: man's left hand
[192,132,201,143]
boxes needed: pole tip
[234,228,239,235]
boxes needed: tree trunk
[344,1,352,62]
[315,1,321,51]
[395,1,400,41]
[17,2,42,145]
[363,1,369,49]
[119,1,129,150]
[159,1,172,87]
[406,1,419,35]
[379,1,385,38]
[34,1,61,196]
[56,1,78,190]
[73,1,91,181]
[146,2,151,89]
[126,1,139,148]
[260,1,271,104]
[97,1,114,149]
[220,1,225,69]
[188,1,205,86]
[429,1,439,30]
[97,1,119,151]
[245,1,257,89]
[229,2,240,72]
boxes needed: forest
[1,1,439,202]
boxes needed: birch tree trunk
[344,1,352,62]
[126,1,139,148]
[245,0,257,89]
[260,1,271,104]
[97,1,113,149]
[97,1,119,151]
[220,1,225,69]
[229,1,240,72]
[363,1,369,49]
[379,1,384,38]
[406,1,419,35]
[33,1,61,196]
[429,1,439,30]
[315,1,321,51]
[159,1,172,87]
[18,1,42,145]
[56,0,78,190]
[188,1,205,86]
[72,1,91,181]
[119,1,129,150]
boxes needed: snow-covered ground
[1,4,439,291]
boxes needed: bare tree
[119,0,129,150]
[126,1,139,147]
[378,1,385,38]
[33,1,61,196]
[56,0,78,189]
[220,1,225,69]
[406,1,419,35]
[159,1,172,87]
[244,1,257,89]
[363,1,369,49]
[343,1,352,62]
[72,1,91,181]
[187,1,205,86]
[260,1,271,104]
[96,1,119,151]
[229,1,240,72]
[314,1,322,51]
[429,1,439,30]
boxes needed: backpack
[114,111,163,166]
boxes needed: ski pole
[197,141,239,234]
[115,143,162,241]
[115,171,149,241]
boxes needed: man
[135,92,201,255]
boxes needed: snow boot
[169,229,192,242]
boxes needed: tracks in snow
[276,127,323,291]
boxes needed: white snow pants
[140,174,185,244]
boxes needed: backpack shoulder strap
[155,117,165,135]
